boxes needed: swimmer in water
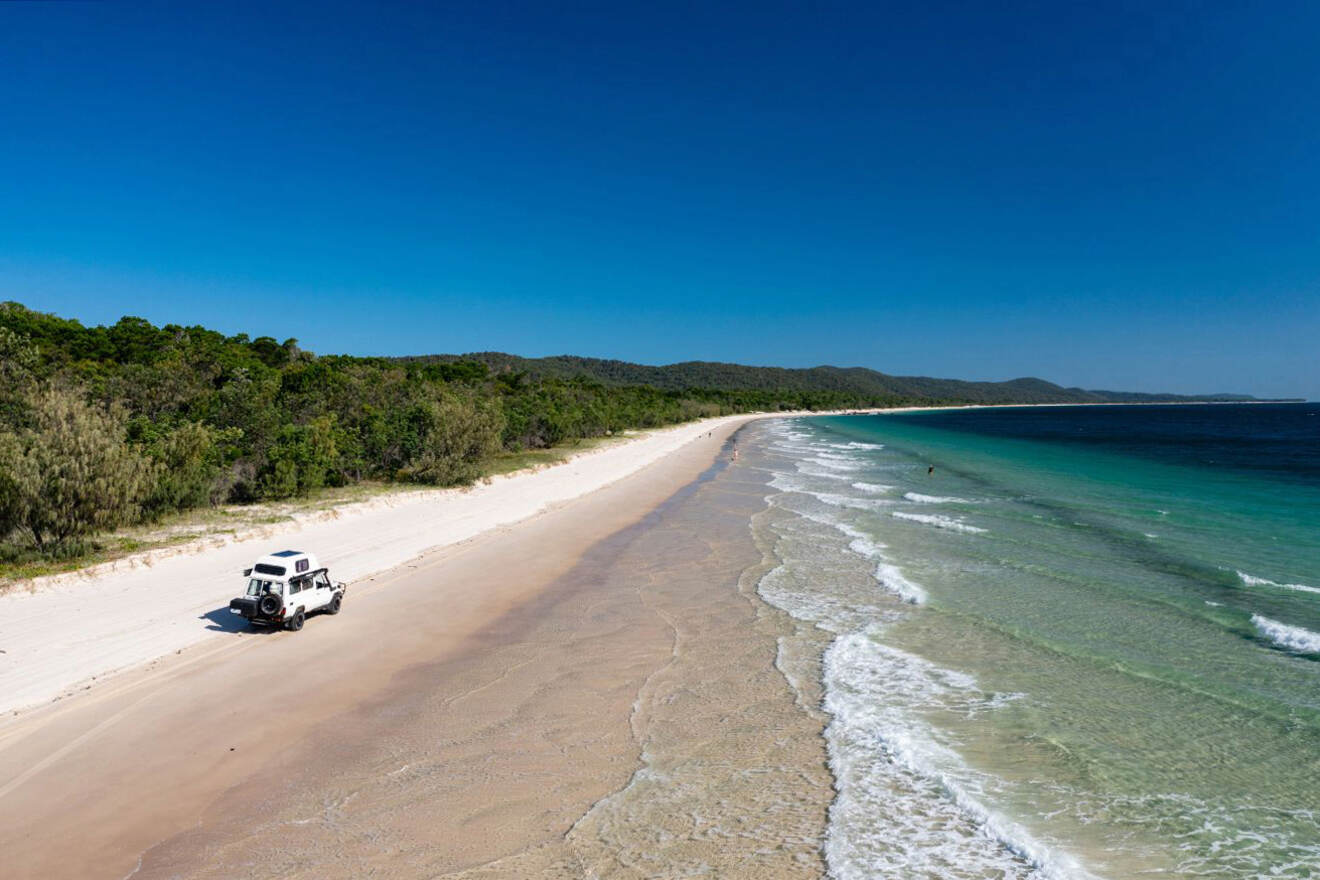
[928,465,935,476]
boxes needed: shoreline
[4,398,1263,590]
[0,399,1272,721]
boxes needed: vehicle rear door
[311,570,334,609]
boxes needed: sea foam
[1251,615,1320,654]
[769,474,893,512]
[1237,571,1320,595]
[903,491,972,504]
[812,492,893,511]
[892,511,988,534]
[822,631,1094,880]
[796,463,852,481]
[874,562,927,605]
[808,456,867,472]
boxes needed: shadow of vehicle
[200,606,281,634]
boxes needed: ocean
[746,403,1320,879]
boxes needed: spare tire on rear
[258,593,283,617]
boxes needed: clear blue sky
[2,1,1317,398]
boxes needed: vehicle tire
[258,594,282,617]
[328,594,342,615]
[287,609,305,632]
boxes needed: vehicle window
[289,579,302,595]
[254,563,286,576]
[246,579,274,596]
[315,572,331,589]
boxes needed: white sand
[0,414,774,716]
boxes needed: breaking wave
[874,562,927,605]
[903,491,973,504]
[892,511,988,534]
[1237,571,1320,595]
[1251,615,1320,654]
[813,492,893,511]
[796,463,853,481]
[822,631,1091,879]
[808,456,868,472]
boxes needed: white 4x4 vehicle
[228,550,346,631]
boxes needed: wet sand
[0,422,832,878]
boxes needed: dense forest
[0,302,1257,563]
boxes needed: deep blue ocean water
[895,403,1320,485]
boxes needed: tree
[142,422,235,517]
[0,327,39,431]
[396,393,504,486]
[2,387,157,552]
[258,416,340,499]
[0,433,35,542]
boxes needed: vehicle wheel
[328,594,342,615]
[258,594,282,617]
[287,610,305,632]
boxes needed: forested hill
[402,353,1262,406]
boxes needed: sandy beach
[0,413,834,878]
[0,414,764,717]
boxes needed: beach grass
[483,433,631,477]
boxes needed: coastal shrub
[1,387,157,552]
[257,416,340,499]
[0,326,38,387]
[396,393,504,485]
[0,327,40,431]
[0,433,34,543]
[141,422,236,517]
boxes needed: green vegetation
[0,302,875,569]
[484,434,628,477]
[406,353,1270,405]
[0,301,1262,572]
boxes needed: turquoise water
[749,405,1320,878]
